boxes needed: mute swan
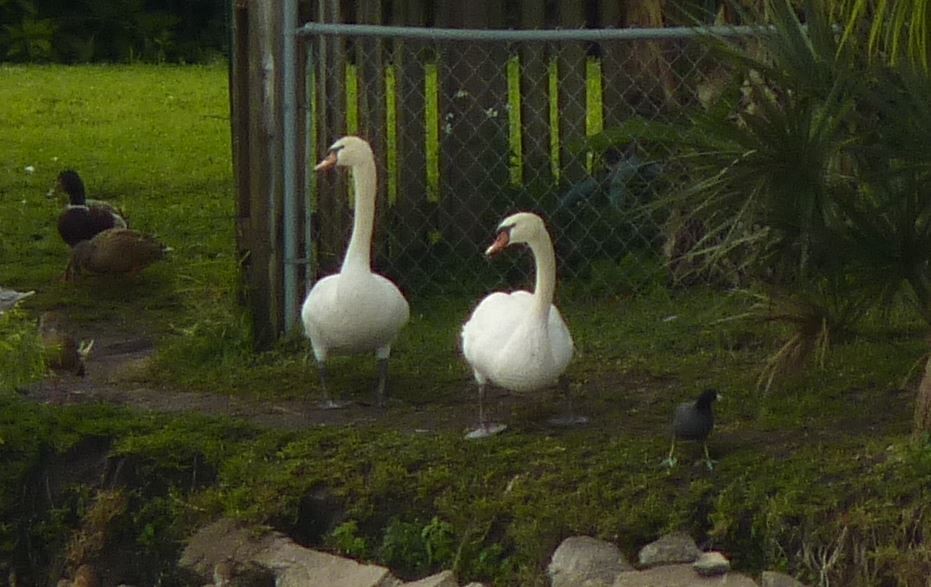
[461,212,586,439]
[301,136,410,408]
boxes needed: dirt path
[21,316,685,440]
[21,318,572,436]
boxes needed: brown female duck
[65,228,168,280]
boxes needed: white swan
[301,136,410,407]
[461,212,586,438]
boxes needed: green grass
[2,65,931,586]
[0,64,235,331]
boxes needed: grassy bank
[1,65,930,586]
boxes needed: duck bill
[485,231,510,256]
[314,152,338,171]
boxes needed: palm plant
[832,0,931,73]
[608,0,931,430]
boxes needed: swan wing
[462,291,574,391]
[302,271,408,358]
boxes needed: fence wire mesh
[299,25,741,299]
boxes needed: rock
[693,551,731,577]
[462,583,486,587]
[180,518,399,587]
[612,563,759,587]
[761,570,807,587]
[401,570,458,586]
[637,532,701,567]
[548,536,634,587]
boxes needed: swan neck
[341,157,377,273]
[530,231,557,319]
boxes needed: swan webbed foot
[465,423,507,440]
[547,414,590,427]
[468,382,507,438]
[318,399,352,410]
[315,362,350,409]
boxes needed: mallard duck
[0,287,34,313]
[39,311,93,377]
[55,169,127,246]
[65,228,168,280]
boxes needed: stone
[401,570,458,587]
[254,541,397,587]
[637,532,701,567]
[612,563,759,587]
[761,570,807,587]
[180,518,399,587]
[548,536,634,587]
[693,551,731,577]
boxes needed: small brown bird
[54,170,127,247]
[71,563,99,587]
[39,311,93,377]
[65,228,168,281]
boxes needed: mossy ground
[1,65,931,586]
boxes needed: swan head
[315,136,374,171]
[485,212,547,256]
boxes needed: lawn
[1,65,931,586]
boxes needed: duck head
[56,170,87,205]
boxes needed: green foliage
[604,0,931,387]
[0,0,227,63]
[833,0,931,72]
[0,309,45,395]
[327,520,369,559]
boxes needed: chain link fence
[297,24,747,299]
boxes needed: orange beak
[314,152,338,171]
[485,230,510,256]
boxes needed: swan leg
[316,362,350,410]
[465,382,506,439]
[374,357,389,407]
[547,376,589,427]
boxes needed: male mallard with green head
[55,170,127,246]
[65,228,168,281]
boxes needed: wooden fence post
[231,0,284,349]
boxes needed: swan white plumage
[461,212,585,438]
[301,136,410,408]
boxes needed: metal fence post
[282,0,299,333]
